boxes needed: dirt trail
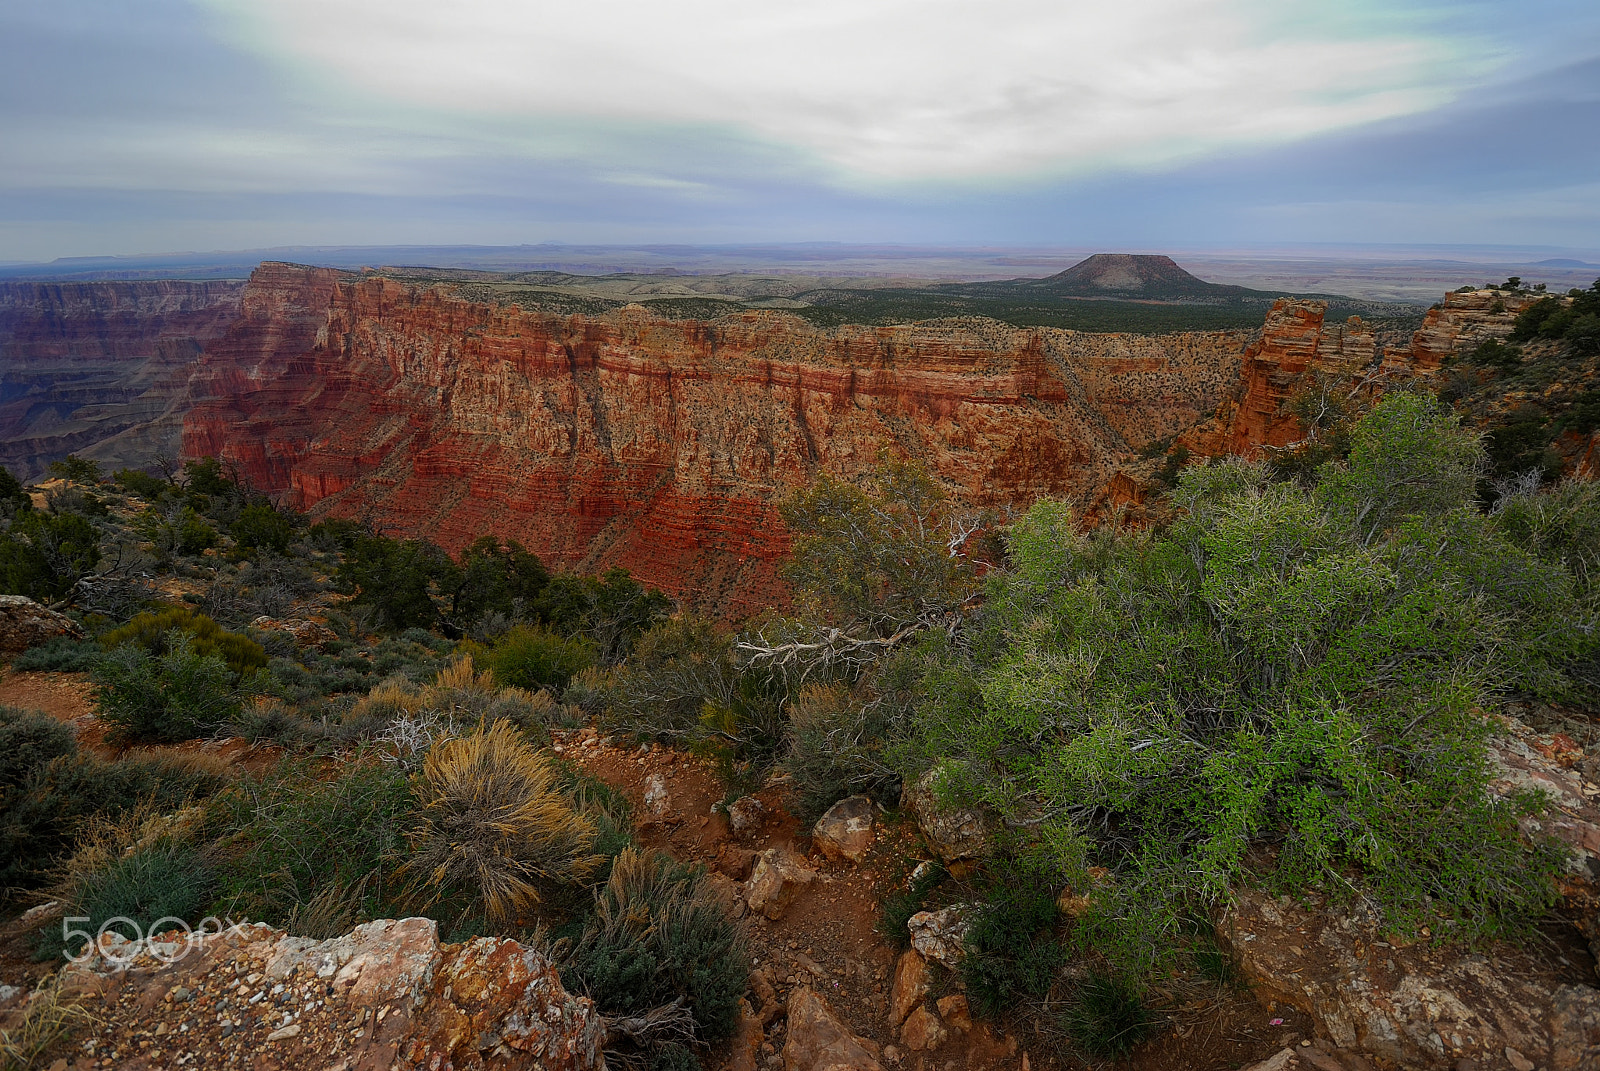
[555,729,1308,1071]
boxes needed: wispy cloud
[201,0,1495,181]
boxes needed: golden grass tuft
[432,655,496,695]
[0,972,100,1070]
[402,720,601,926]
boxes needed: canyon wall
[0,280,244,478]
[180,264,1247,613]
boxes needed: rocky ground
[2,662,1599,1070]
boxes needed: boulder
[49,916,607,1070]
[887,949,929,1028]
[1221,887,1600,1070]
[903,770,993,863]
[250,616,338,651]
[783,986,883,1071]
[0,594,83,654]
[907,904,973,972]
[726,999,764,1071]
[745,847,816,920]
[900,1005,947,1051]
[813,796,876,864]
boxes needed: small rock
[812,796,876,864]
[643,774,671,817]
[17,900,63,928]
[746,847,816,921]
[1505,1048,1535,1071]
[728,796,768,835]
[882,1044,902,1064]
[935,994,970,1032]
[900,1005,948,1051]
[907,905,972,971]
[887,950,929,1028]
[267,1022,302,1041]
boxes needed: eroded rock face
[745,847,816,921]
[1488,715,1600,882]
[178,264,1245,617]
[783,986,883,1071]
[900,1004,948,1051]
[813,796,876,864]
[51,917,606,1071]
[1395,288,1544,372]
[0,594,84,653]
[1220,888,1600,1071]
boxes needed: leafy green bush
[11,636,105,673]
[780,682,901,822]
[92,636,241,744]
[876,860,944,948]
[486,625,596,692]
[915,395,1580,980]
[209,758,414,927]
[563,847,749,1045]
[114,468,169,501]
[601,617,737,744]
[101,606,267,678]
[47,455,101,484]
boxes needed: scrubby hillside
[1,391,1598,1070]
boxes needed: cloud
[200,0,1495,181]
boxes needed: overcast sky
[3,0,1599,262]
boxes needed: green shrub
[960,875,1064,1017]
[92,636,241,744]
[601,617,737,744]
[37,844,212,959]
[486,626,596,692]
[1061,973,1151,1058]
[114,468,169,501]
[209,758,414,927]
[47,455,101,484]
[11,636,105,673]
[0,709,223,892]
[230,503,295,555]
[780,682,900,823]
[911,394,1578,981]
[101,606,267,678]
[0,510,101,601]
[564,848,750,1044]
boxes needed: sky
[3,0,1599,262]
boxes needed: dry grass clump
[351,657,565,739]
[402,720,601,926]
[0,972,100,1070]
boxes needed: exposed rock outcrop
[44,916,606,1071]
[903,770,994,863]
[745,846,817,920]
[1393,288,1545,372]
[0,593,85,653]
[1220,888,1600,1070]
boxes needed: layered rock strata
[0,280,243,477]
[180,264,1246,614]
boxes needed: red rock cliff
[183,265,1246,614]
